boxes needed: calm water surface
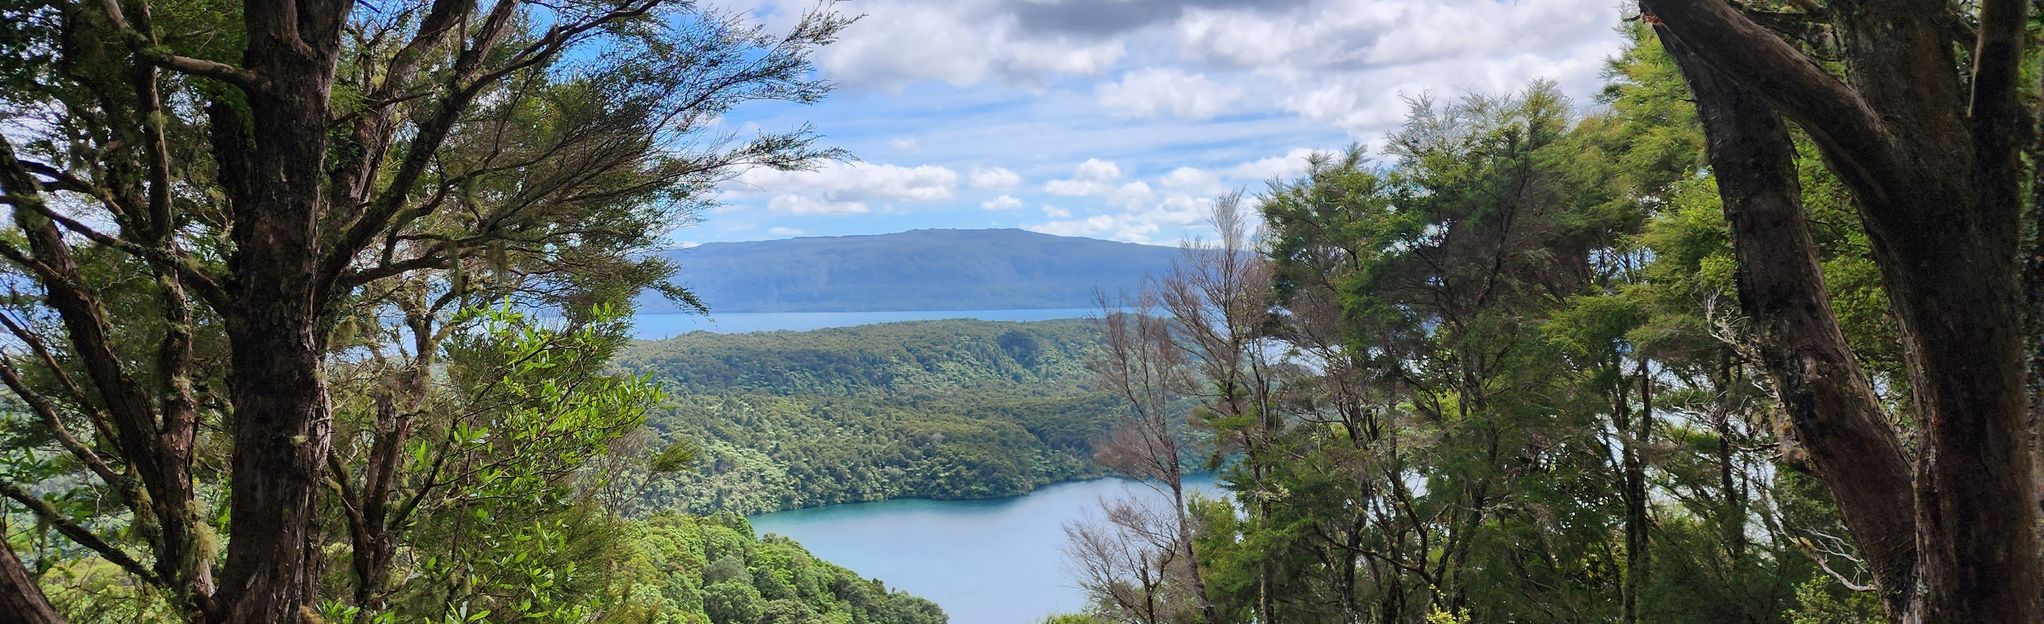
[749,475,1221,624]
[632,308,1096,339]
[645,307,1175,621]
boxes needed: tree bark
[207,2,350,621]
[1165,467,1222,624]
[1649,3,2044,616]
[1618,357,1651,624]
[0,542,64,624]
[1653,27,1922,617]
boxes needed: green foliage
[1784,578,1883,624]
[617,318,1100,396]
[613,319,1119,514]
[1157,26,1898,624]
[603,514,944,624]
[703,582,765,624]
[0,0,869,621]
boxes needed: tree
[1073,196,1274,624]
[1064,496,1192,624]
[0,1,847,621]
[1087,292,1222,624]
[1157,194,1278,624]
[1641,2,2042,620]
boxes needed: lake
[632,308,1098,339]
[749,475,1222,624]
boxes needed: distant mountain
[640,228,1184,313]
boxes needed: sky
[692,0,1633,247]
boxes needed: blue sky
[692,0,1631,246]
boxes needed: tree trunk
[208,3,349,621]
[1619,357,1651,624]
[1650,7,2044,617]
[213,307,330,624]
[1168,467,1222,624]
[0,543,64,624]
[1653,29,1922,616]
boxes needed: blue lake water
[641,307,1177,622]
[631,308,1098,339]
[749,475,1222,624]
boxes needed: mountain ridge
[640,228,1183,313]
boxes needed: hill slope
[643,229,1181,312]
[612,319,1121,515]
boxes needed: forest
[1043,18,2044,624]
[612,320,1122,514]
[0,0,2041,623]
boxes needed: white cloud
[1029,215,1122,238]
[767,227,806,237]
[801,0,1124,89]
[741,161,960,215]
[1046,158,1125,196]
[769,195,870,215]
[1161,166,1223,193]
[679,240,702,249]
[1174,0,1623,134]
[1003,37,1125,77]
[1227,148,1325,182]
[719,0,1628,243]
[1027,213,1166,244]
[742,161,959,202]
[1024,155,1257,244]
[744,0,1622,133]
[1096,68,1241,119]
[970,166,1023,190]
[982,194,1024,211]
[1110,181,1155,209]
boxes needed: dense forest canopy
[612,319,1124,514]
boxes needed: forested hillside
[600,513,944,624]
[613,320,1122,514]
[642,229,1181,312]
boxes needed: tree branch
[0,313,117,447]
[320,0,664,299]
[91,0,261,90]
[1638,0,1904,205]
[141,51,264,90]
[0,187,229,312]
[1968,0,2030,223]
[0,479,162,587]
[0,355,124,488]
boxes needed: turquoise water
[631,308,1097,339]
[749,475,1222,624]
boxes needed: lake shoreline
[628,307,1100,339]
[745,474,1224,624]
[742,471,1225,519]
[737,471,1121,518]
